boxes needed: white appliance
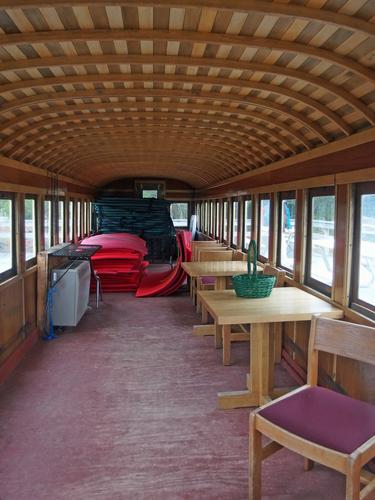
[51,260,91,327]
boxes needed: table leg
[201,304,208,323]
[222,324,231,365]
[215,276,226,290]
[215,323,223,348]
[217,323,271,409]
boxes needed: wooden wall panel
[24,272,37,334]
[0,280,24,364]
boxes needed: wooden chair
[191,240,222,261]
[249,315,375,500]
[195,250,234,320]
[222,265,285,366]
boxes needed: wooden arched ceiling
[0,1,374,189]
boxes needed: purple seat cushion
[201,276,216,285]
[259,386,375,454]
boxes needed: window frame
[0,192,17,283]
[277,190,296,274]
[24,195,38,268]
[350,182,375,319]
[257,193,271,262]
[305,186,335,297]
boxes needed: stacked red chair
[136,230,192,297]
[81,233,148,292]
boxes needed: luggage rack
[50,244,103,308]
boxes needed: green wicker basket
[232,240,276,298]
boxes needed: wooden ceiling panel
[0,1,374,188]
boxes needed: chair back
[192,242,226,260]
[199,250,233,262]
[263,264,285,287]
[307,315,375,384]
[233,250,246,261]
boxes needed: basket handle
[247,240,258,276]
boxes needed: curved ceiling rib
[1,1,373,36]
[0,102,311,148]
[1,113,295,157]
[0,2,373,188]
[7,122,280,163]
[0,90,329,143]
[13,126,277,165]
[28,137,263,170]
[0,30,373,84]
[1,55,372,124]
[0,74,353,135]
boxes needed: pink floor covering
[0,291,345,499]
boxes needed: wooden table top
[198,287,343,325]
[182,260,250,277]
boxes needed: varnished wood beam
[0,1,372,37]
[0,74,351,134]
[7,121,279,162]
[0,88,329,142]
[24,135,262,170]
[0,111,293,156]
[18,127,273,165]
[1,101,311,149]
[0,54,370,124]
[12,125,276,165]
[0,30,372,85]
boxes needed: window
[215,201,220,238]
[196,203,201,231]
[77,201,81,238]
[0,194,16,281]
[89,202,93,233]
[232,200,239,247]
[171,202,188,227]
[277,192,296,272]
[243,198,252,250]
[68,200,74,241]
[142,189,158,199]
[83,201,87,235]
[223,201,228,242]
[210,201,214,235]
[58,200,65,243]
[204,201,209,233]
[305,187,335,295]
[44,199,52,250]
[351,183,375,318]
[258,195,271,259]
[24,197,37,265]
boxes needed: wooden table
[182,260,249,290]
[182,260,260,337]
[197,287,343,409]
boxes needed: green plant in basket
[232,240,276,298]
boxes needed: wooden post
[238,197,244,250]
[252,194,259,244]
[270,192,278,266]
[37,251,49,333]
[294,189,306,283]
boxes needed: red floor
[0,290,345,499]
